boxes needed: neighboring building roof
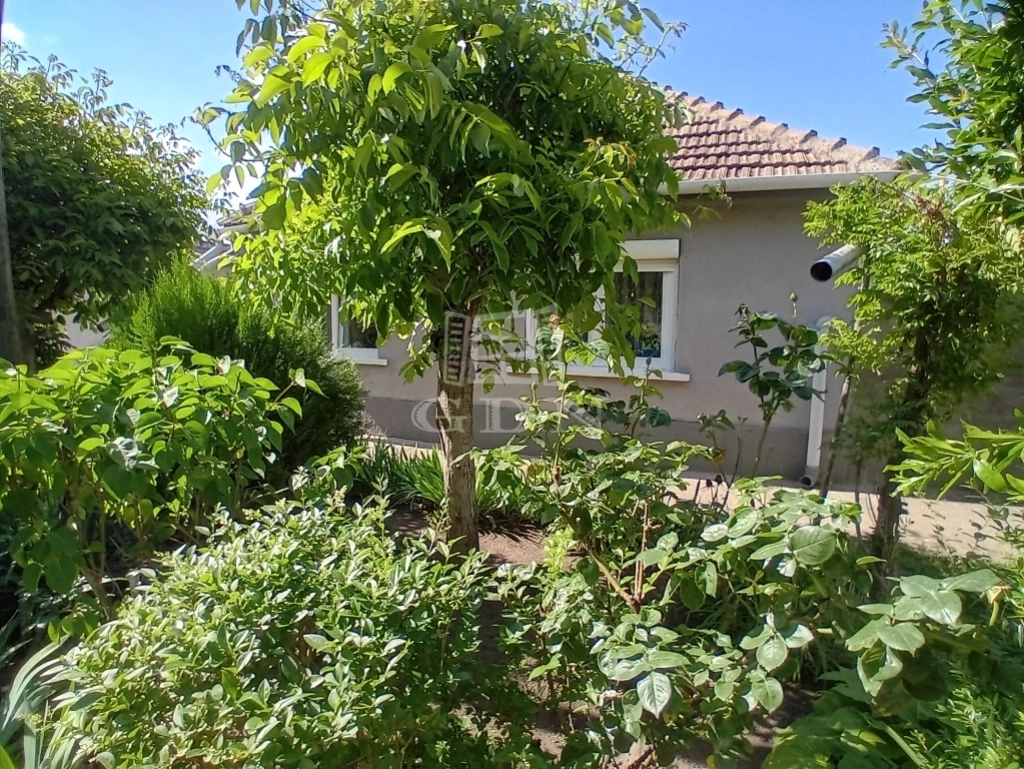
[665,89,900,184]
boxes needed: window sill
[335,352,389,366]
[503,364,690,383]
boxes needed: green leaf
[782,623,814,649]
[846,619,884,652]
[44,555,78,595]
[899,575,963,624]
[602,656,648,682]
[383,62,412,93]
[303,634,331,651]
[876,622,925,653]
[471,123,491,156]
[0,745,15,769]
[256,75,291,106]
[302,52,332,86]
[636,671,672,717]
[859,603,896,617]
[749,539,789,561]
[942,569,1001,594]
[857,644,903,696]
[76,436,104,455]
[382,220,426,254]
[384,163,418,190]
[740,625,772,651]
[300,167,324,197]
[287,35,323,62]
[476,23,504,38]
[751,675,784,713]
[94,752,115,769]
[424,71,444,117]
[414,23,456,50]
[919,590,962,625]
[701,523,729,543]
[244,45,275,68]
[375,302,391,340]
[646,650,687,670]
[638,548,669,567]
[756,635,789,672]
[788,526,836,566]
[973,456,1007,491]
[262,199,286,229]
[678,577,706,611]
[367,73,383,101]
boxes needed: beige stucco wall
[354,189,862,480]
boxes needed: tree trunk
[434,310,479,552]
[871,469,903,558]
[819,370,854,499]
[0,119,25,365]
[872,324,930,559]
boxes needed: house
[330,93,901,482]
[67,93,909,483]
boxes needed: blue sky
[5,0,932,180]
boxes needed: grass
[351,444,523,522]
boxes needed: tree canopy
[886,0,1024,226]
[210,0,686,548]
[0,46,206,364]
[806,177,1024,548]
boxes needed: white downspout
[800,318,830,489]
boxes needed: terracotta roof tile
[664,89,899,181]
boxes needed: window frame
[524,238,681,375]
[329,295,387,366]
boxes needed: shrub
[484,323,1011,764]
[51,501,540,768]
[108,261,365,479]
[765,564,1016,769]
[0,344,295,620]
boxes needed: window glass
[612,272,664,359]
[342,319,378,349]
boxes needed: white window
[607,242,678,373]
[523,239,683,379]
[329,295,387,366]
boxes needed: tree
[877,0,1024,543]
[885,0,1024,226]
[805,178,1024,554]
[0,46,206,366]
[211,0,685,550]
[0,1,24,365]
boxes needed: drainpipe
[800,318,831,489]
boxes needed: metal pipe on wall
[800,318,831,488]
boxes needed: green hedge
[108,261,365,479]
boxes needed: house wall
[63,316,107,349]
[355,189,860,480]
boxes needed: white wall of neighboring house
[63,316,108,349]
